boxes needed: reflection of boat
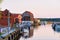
[21,21,34,38]
[40,21,46,25]
[52,22,60,32]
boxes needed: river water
[19,24,60,40]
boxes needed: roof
[22,11,34,17]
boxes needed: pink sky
[0,0,60,18]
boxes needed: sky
[0,0,60,18]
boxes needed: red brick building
[0,9,22,27]
[0,9,34,28]
[22,11,34,21]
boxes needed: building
[22,11,34,21]
[0,9,22,27]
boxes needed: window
[22,16,30,21]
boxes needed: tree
[0,0,3,10]
[0,0,3,4]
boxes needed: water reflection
[20,24,60,40]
